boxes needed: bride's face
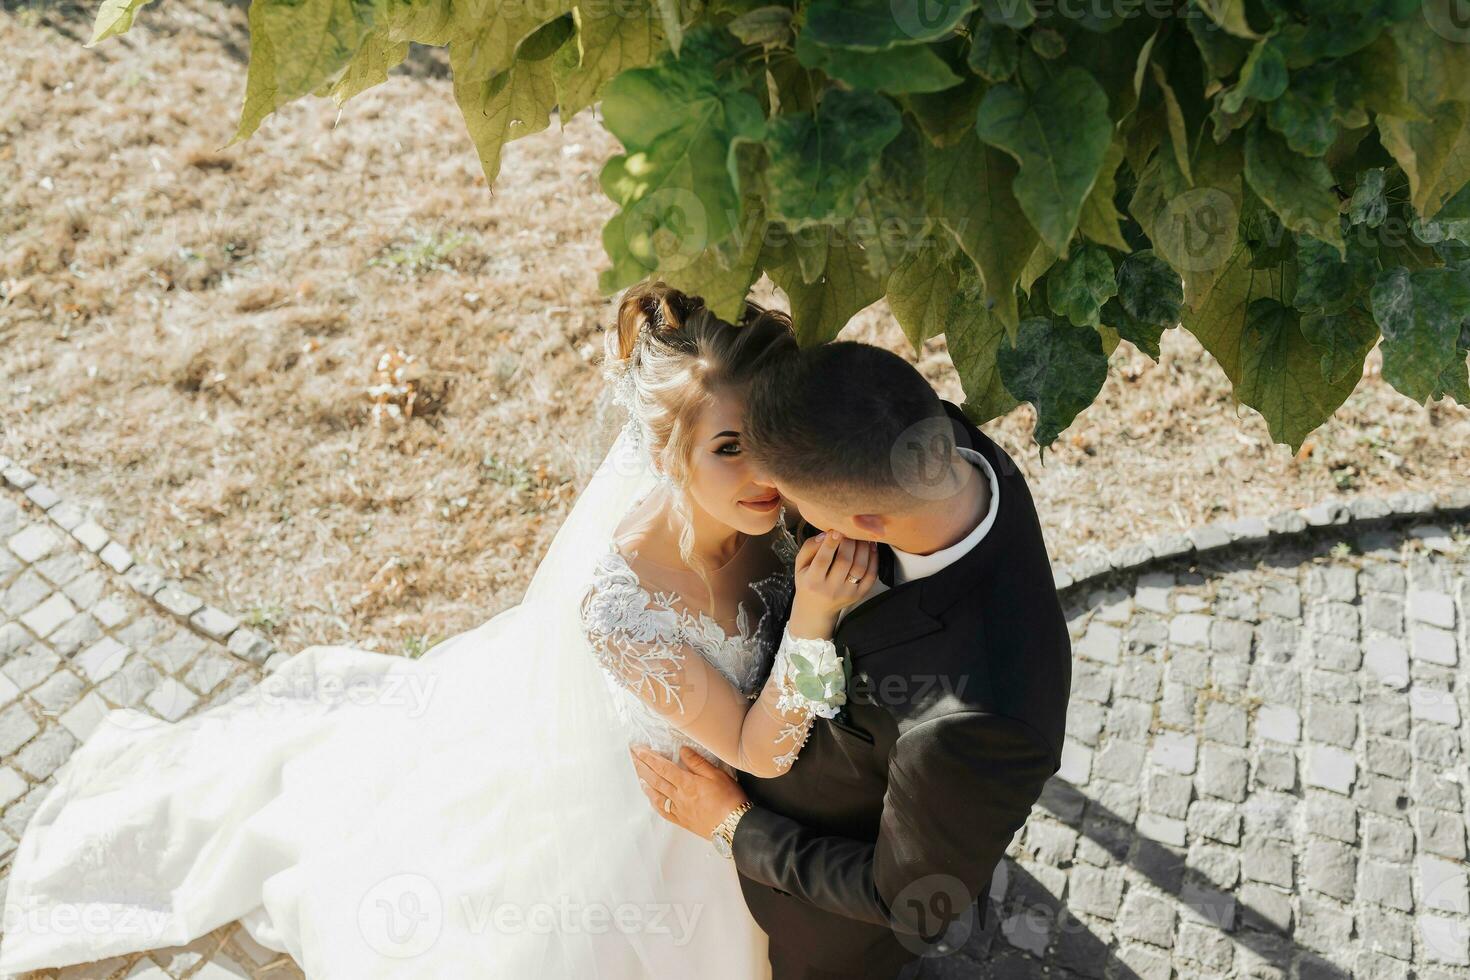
[677,387,784,536]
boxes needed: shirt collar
[891,446,999,586]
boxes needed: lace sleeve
[579,550,837,777]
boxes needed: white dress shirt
[835,446,1000,627]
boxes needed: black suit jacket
[731,399,1072,978]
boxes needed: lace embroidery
[578,507,817,773]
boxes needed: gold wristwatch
[711,801,753,859]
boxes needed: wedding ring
[847,575,861,584]
[663,798,672,813]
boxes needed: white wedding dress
[0,424,815,979]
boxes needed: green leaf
[1220,35,1287,114]
[1185,4,1251,78]
[327,31,409,106]
[1300,306,1380,386]
[1265,63,1337,157]
[658,154,768,322]
[1046,243,1116,327]
[793,33,962,94]
[764,89,903,229]
[726,5,792,47]
[1293,232,1378,315]
[902,74,986,148]
[89,0,155,44]
[763,232,886,346]
[1029,28,1065,60]
[1243,122,1344,251]
[803,0,978,50]
[996,316,1109,452]
[553,0,668,121]
[943,267,1025,426]
[923,129,1039,339]
[1194,0,1259,39]
[1240,297,1363,448]
[1378,17,1470,219]
[232,0,384,144]
[1149,63,1192,185]
[975,66,1114,256]
[1370,266,1470,403]
[1116,249,1184,329]
[1101,297,1165,360]
[978,0,1035,30]
[596,26,766,291]
[1130,139,1243,297]
[1184,247,1360,449]
[887,234,965,354]
[1348,168,1389,228]
[1077,136,1130,251]
[452,16,573,188]
[967,23,1021,82]
[848,118,933,280]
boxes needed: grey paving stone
[1416,808,1468,861]
[191,605,241,641]
[1196,745,1248,802]
[1242,838,1295,889]
[35,548,85,586]
[0,702,41,756]
[1304,837,1358,901]
[7,524,61,563]
[155,584,205,618]
[30,668,85,715]
[1304,744,1357,796]
[1239,881,1294,933]
[0,576,47,633]
[1202,700,1248,746]
[99,539,133,573]
[1360,859,1415,912]
[1305,700,1358,748]
[1409,625,1458,666]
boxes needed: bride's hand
[787,531,879,639]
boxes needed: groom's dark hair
[743,341,954,510]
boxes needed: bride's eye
[714,441,741,456]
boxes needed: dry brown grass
[3,1,1466,658]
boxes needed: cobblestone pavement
[0,455,1467,980]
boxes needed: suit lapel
[834,581,943,658]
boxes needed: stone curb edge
[1052,488,1470,596]
[5,452,1468,660]
[0,455,279,670]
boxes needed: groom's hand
[630,744,749,839]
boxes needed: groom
[632,340,1073,979]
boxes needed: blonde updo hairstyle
[606,280,798,594]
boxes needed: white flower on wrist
[774,628,847,720]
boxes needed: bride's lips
[738,492,781,513]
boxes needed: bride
[0,281,878,978]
